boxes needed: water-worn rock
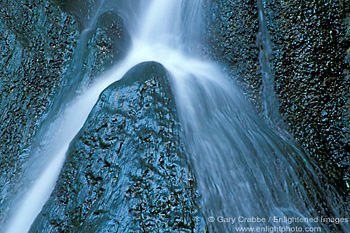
[56,0,102,28]
[81,11,131,87]
[0,0,130,227]
[56,6,131,99]
[206,0,350,202]
[56,0,139,30]
[0,0,78,225]
[263,0,350,199]
[30,62,204,232]
[205,0,262,111]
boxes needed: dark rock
[55,0,139,30]
[204,0,262,112]
[0,0,130,227]
[0,0,78,225]
[205,0,350,202]
[263,0,350,200]
[56,0,103,28]
[30,62,204,232]
[48,8,131,114]
[80,11,131,87]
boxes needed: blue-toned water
[3,0,349,232]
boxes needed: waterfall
[256,0,281,127]
[3,0,349,232]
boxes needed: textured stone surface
[0,0,78,225]
[0,0,130,226]
[80,10,131,87]
[206,0,350,201]
[263,0,350,198]
[205,0,262,111]
[30,62,204,232]
[1,0,349,231]
[56,0,101,28]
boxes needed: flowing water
[256,0,281,127]
[3,0,349,232]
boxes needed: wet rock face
[205,0,262,111]
[206,0,349,200]
[30,62,204,233]
[0,0,130,227]
[57,0,102,27]
[263,0,350,198]
[56,0,137,30]
[54,7,130,106]
[97,11,130,61]
[0,0,78,224]
[81,11,131,86]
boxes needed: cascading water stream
[257,0,282,127]
[3,0,349,232]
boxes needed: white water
[4,0,349,232]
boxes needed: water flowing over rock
[0,0,78,226]
[205,0,350,203]
[0,0,130,230]
[1,0,350,232]
[264,0,350,199]
[79,10,131,87]
[29,62,204,233]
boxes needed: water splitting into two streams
[4,0,349,232]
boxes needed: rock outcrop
[30,62,204,232]
[0,0,78,225]
[265,0,349,198]
[205,0,261,111]
[79,10,130,87]
[206,0,350,202]
[0,0,130,226]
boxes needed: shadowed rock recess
[206,0,350,202]
[30,62,204,233]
